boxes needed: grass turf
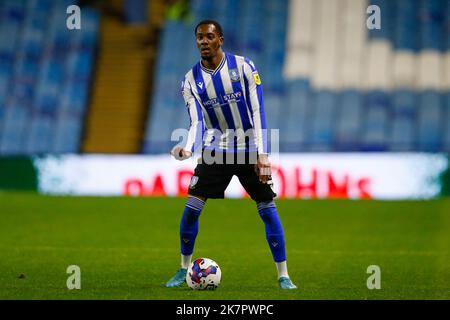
[0,192,449,299]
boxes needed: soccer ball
[186,258,221,290]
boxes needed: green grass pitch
[0,192,449,299]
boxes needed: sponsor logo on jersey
[204,98,218,107]
[223,91,242,102]
[203,91,243,109]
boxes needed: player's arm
[171,79,204,160]
[243,59,271,183]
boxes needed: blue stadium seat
[417,90,442,151]
[52,115,82,153]
[145,102,177,153]
[394,0,418,51]
[335,90,363,151]
[14,58,39,81]
[25,114,53,153]
[11,81,35,105]
[369,0,396,42]
[309,90,337,151]
[25,0,52,12]
[77,8,100,50]
[361,91,389,151]
[444,92,450,151]
[66,50,93,80]
[389,90,417,150]
[0,105,29,154]
[264,92,281,130]
[281,80,309,151]
[0,74,9,106]
[0,106,4,134]
[446,0,450,51]
[392,89,416,116]
[21,18,46,59]
[418,0,445,51]
[39,60,65,86]
[390,117,415,151]
[33,87,58,111]
[58,82,87,115]
[0,24,21,54]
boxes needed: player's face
[196,24,223,60]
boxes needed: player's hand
[255,154,272,184]
[170,147,192,160]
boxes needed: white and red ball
[186,258,221,290]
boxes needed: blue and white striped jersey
[181,52,268,154]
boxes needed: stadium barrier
[0,157,38,191]
[0,154,449,200]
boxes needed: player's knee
[257,201,276,218]
[192,195,207,202]
[257,201,285,231]
[182,196,205,221]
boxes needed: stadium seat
[335,90,363,151]
[25,114,53,154]
[444,93,450,152]
[390,117,415,151]
[417,90,442,152]
[361,91,389,151]
[0,104,29,155]
[264,92,282,131]
[388,90,417,151]
[21,20,46,59]
[280,79,309,151]
[394,0,418,51]
[0,73,10,106]
[309,90,337,151]
[52,114,82,153]
[419,0,445,51]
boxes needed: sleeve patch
[253,72,261,85]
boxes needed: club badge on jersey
[228,68,240,82]
[189,176,199,189]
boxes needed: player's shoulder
[181,66,197,91]
[183,67,195,80]
[180,67,196,97]
[233,54,257,72]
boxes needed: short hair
[194,20,223,37]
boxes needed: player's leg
[166,195,206,287]
[257,200,297,289]
[179,195,206,267]
[238,165,297,289]
[166,160,233,288]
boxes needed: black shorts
[187,152,277,202]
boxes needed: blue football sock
[257,201,286,263]
[180,196,205,255]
